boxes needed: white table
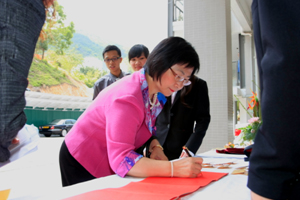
[33,150,251,200]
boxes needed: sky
[58,0,168,52]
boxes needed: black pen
[183,146,192,157]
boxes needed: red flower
[235,129,241,136]
[248,90,258,110]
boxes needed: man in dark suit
[156,76,210,160]
[248,0,300,199]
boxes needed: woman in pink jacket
[59,37,203,186]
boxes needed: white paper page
[0,124,40,168]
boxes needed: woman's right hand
[172,157,203,178]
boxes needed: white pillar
[185,0,233,152]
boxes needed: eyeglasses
[104,57,120,63]
[169,68,191,86]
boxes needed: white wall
[185,0,234,153]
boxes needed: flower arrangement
[224,142,235,148]
[235,117,262,146]
[234,90,262,146]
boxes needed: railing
[25,91,92,111]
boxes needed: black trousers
[59,141,95,187]
[248,0,300,199]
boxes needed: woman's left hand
[150,147,168,160]
[179,149,195,158]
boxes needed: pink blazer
[65,72,151,178]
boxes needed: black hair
[128,44,149,61]
[143,37,200,83]
[102,45,121,58]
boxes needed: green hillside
[28,59,72,87]
[71,33,104,59]
[70,33,129,60]
[29,33,130,88]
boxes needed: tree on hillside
[36,1,75,58]
[47,49,84,73]
[72,66,108,88]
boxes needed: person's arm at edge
[92,79,105,100]
[251,191,272,200]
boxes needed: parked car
[39,119,76,137]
